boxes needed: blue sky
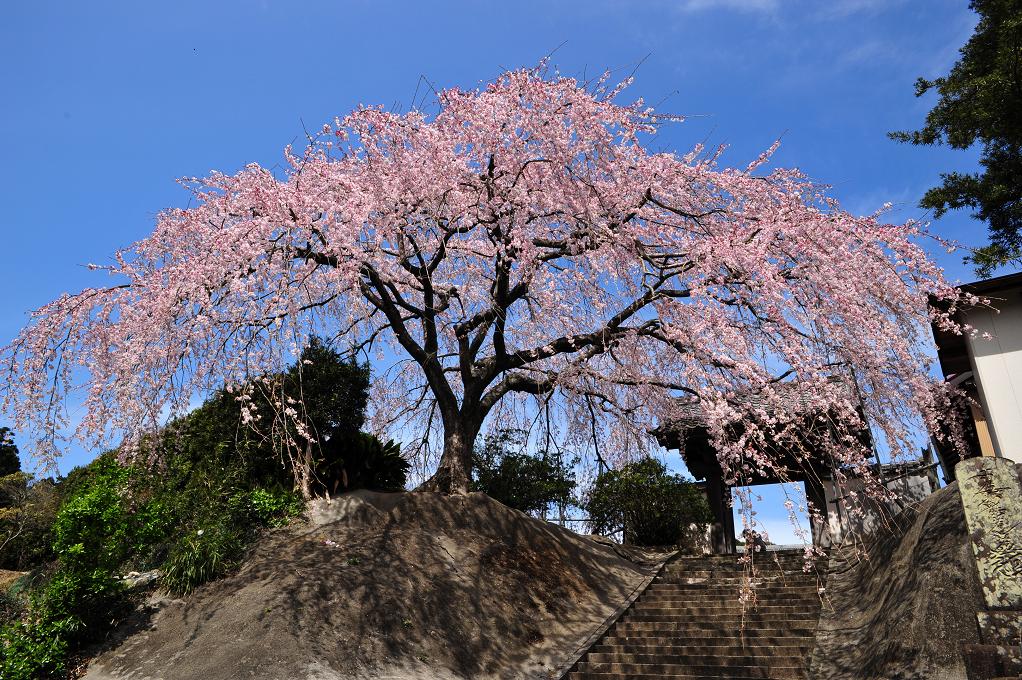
[0,1,989,538]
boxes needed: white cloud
[922,8,979,76]
[835,39,902,70]
[817,0,905,19]
[679,0,779,12]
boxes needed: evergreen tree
[891,0,1022,276]
[471,430,575,517]
[0,428,20,478]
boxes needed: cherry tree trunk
[418,423,476,494]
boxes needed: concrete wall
[965,291,1022,463]
[815,468,936,547]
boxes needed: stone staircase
[563,551,825,679]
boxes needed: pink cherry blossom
[1,67,965,505]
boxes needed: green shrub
[0,617,71,680]
[0,453,164,678]
[0,591,22,628]
[0,431,60,572]
[162,523,246,595]
[159,487,300,595]
[584,458,711,548]
[281,337,370,449]
[52,453,171,573]
[39,455,142,645]
[238,488,304,528]
[36,568,125,638]
[472,430,576,516]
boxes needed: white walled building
[932,272,1022,472]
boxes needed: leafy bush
[472,430,576,516]
[584,458,711,548]
[0,432,60,572]
[234,337,371,496]
[52,453,171,573]
[0,617,71,680]
[0,591,22,628]
[281,337,370,449]
[0,454,139,679]
[239,488,304,528]
[317,432,408,494]
[162,523,246,595]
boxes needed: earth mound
[809,481,986,680]
[84,491,659,680]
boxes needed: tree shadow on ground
[86,491,660,680]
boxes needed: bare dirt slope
[84,491,658,680]
[808,481,986,680]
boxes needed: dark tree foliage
[158,336,372,496]
[471,430,576,516]
[890,0,1022,276]
[0,428,58,571]
[281,337,371,447]
[584,457,711,549]
[317,432,408,495]
[0,428,20,478]
[0,476,59,571]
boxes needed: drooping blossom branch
[2,66,967,498]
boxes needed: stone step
[664,561,820,570]
[611,622,818,635]
[647,589,820,599]
[589,648,812,661]
[629,601,821,613]
[639,597,819,606]
[627,610,821,619]
[612,615,818,626]
[622,613,820,624]
[567,673,806,680]
[666,560,817,572]
[594,637,814,651]
[561,554,824,680]
[666,556,817,565]
[646,582,821,592]
[644,583,821,592]
[639,597,820,606]
[648,580,821,589]
[661,569,814,574]
[621,613,821,621]
[662,569,816,576]
[641,593,821,603]
[630,603,820,614]
[637,593,821,605]
[568,670,805,674]
[588,646,809,662]
[662,566,818,574]
[575,661,807,679]
[654,577,821,586]
[594,643,814,657]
